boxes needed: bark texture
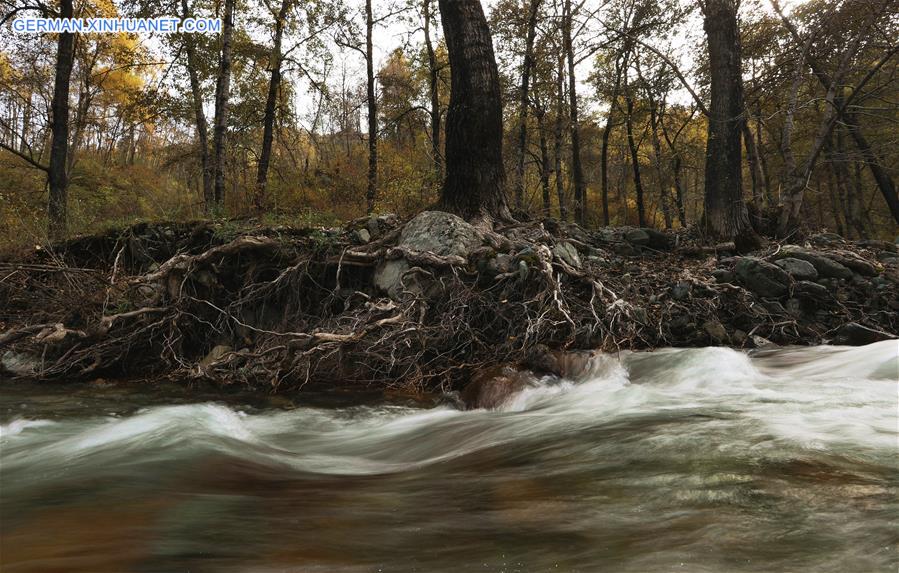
[47,0,76,240]
[437,0,511,223]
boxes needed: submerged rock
[832,323,897,346]
[460,366,532,410]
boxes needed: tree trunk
[514,0,542,211]
[437,0,511,222]
[256,0,291,212]
[623,90,645,227]
[553,51,567,222]
[181,0,213,210]
[47,0,75,241]
[701,0,758,250]
[562,0,585,224]
[600,55,624,227]
[423,0,442,183]
[212,0,236,212]
[365,0,378,213]
[843,110,899,225]
[536,109,551,216]
[742,119,763,207]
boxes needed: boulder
[832,323,897,346]
[826,249,878,277]
[373,259,411,299]
[552,241,582,269]
[793,280,830,301]
[460,366,532,410]
[671,281,692,301]
[735,257,791,298]
[775,258,818,281]
[643,228,673,251]
[1,350,40,377]
[702,320,729,344]
[624,228,650,246]
[711,269,736,284]
[398,211,484,258]
[773,246,852,279]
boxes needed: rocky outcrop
[772,246,852,279]
[775,258,818,281]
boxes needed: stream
[1,341,897,572]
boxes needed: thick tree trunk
[623,90,645,227]
[437,0,511,222]
[423,0,442,183]
[701,0,758,250]
[365,0,378,213]
[47,0,75,240]
[562,0,585,224]
[255,0,291,212]
[844,110,899,225]
[212,0,236,211]
[514,0,542,211]
[181,0,212,210]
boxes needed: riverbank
[1,212,896,392]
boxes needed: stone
[353,228,371,244]
[793,280,830,300]
[735,257,791,298]
[712,269,736,284]
[785,298,803,317]
[612,242,639,256]
[773,246,852,279]
[774,258,818,281]
[398,211,483,258]
[809,232,845,246]
[643,228,673,251]
[732,329,748,345]
[624,228,650,246]
[373,259,411,299]
[857,239,898,253]
[460,366,531,410]
[200,345,232,368]
[832,323,897,346]
[702,320,729,344]
[671,281,692,300]
[552,241,582,269]
[1,351,40,377]
[827,250,879,277]
[366,213,398,238]
[750,335,776,348]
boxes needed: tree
[700,0,758,249]
[48,0,76,240]
[437,0,511,223]
[514,0,542,211]
[212,0,236,212]
[561,0,585,224]
[180,0,212,211]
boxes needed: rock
[793,280,830,300]
[624,228,650,246]
[373,259,410,299]
[200,345,232,368]
[876,252,899,265]
[760,301,787,315]
[552,241,582,269]
[826,249,879,277]
[774,258,818,281]
[702,320,729,344]
[671,281,692,301]
[366,213,398,238]
[785,298,803,317]
[643,228,672,250]
[460,366,531,410]
[809,232,845,246]
[353,228,371,244]
[735,257,791,298]
[774,246,852,279]
[1,350,40,377]
[750,335,776,348]
[832,323,897,346]
[612,242,639,256]
[857,239,898,253]
[712,269,736,284]
[732,329,748,345]
[398,211,483,258]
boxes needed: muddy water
[1,341,897,572]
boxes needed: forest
[0,0,896,249]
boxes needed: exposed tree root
[1,217,896,392]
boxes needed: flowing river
[1,342,897,572]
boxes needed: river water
[1,342,897,572]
